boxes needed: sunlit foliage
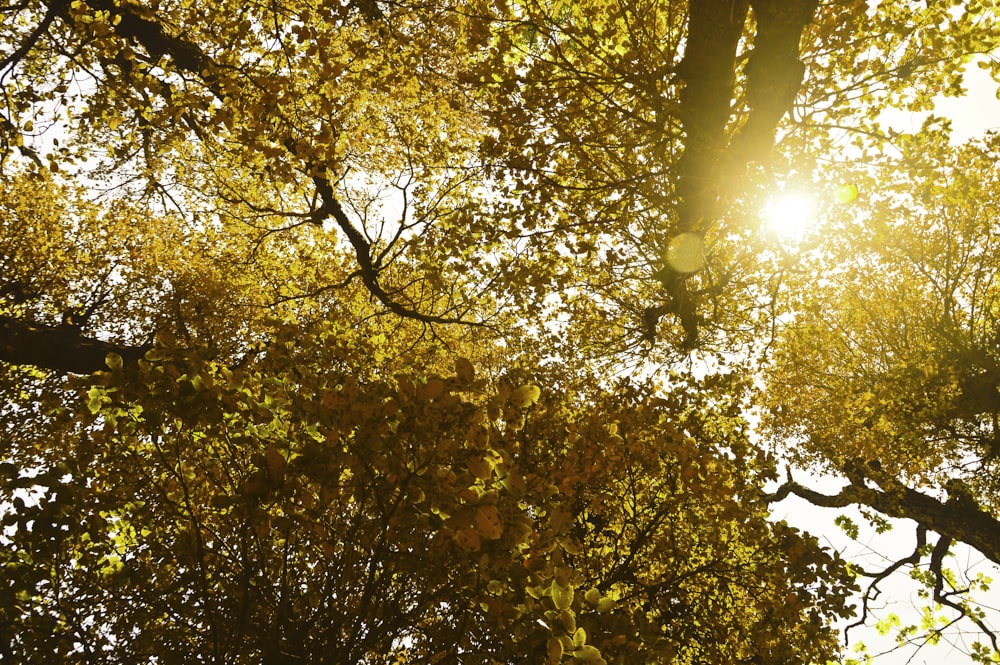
[1,0,1000,663]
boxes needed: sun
[763,192,818,243]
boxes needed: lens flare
[666,232,705,273]
[835,183,859,204]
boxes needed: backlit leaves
[2,0,999,662]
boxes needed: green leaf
[105,352,123,370]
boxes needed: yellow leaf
[596,597,616,612]
[467,454,493,480]
[558,609,576,632]
[551,580,573,610]
[263,445,287,482]
[454,356,475,383]
[417,378,446,400]
[453,527,481,552]
[546,637,563,665]
[475,504,503,539]
[573,645,602,662]
[105,352,123,370]
[509,384,541,408]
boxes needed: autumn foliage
[1,0,1000,663]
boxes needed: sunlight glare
[763,192,818,243]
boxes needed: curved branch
[764,466,1000,566]
[927,534,999,653]
[310,174,485,326]
[86,0,217,85]
[845,525,927,637]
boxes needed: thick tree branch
[85,0,216,83]
[768,463,1000,648]
[728,0,817,162]
[0,315,145,374]
[673,0,749,233]
[765,465,1000,566]
[673,0,817,231]
[649,0,748,347]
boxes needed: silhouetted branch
[0,315,146,374]
[765,463,1000,566]
[844,525,926,638]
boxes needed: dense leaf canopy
[1,0,1000,663]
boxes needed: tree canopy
[1,0,1000,663]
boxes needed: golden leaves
[475,504,503,539]
[416,378,446,401]
[0,1,914,662]
[453,527,482,552]
[454,356,475,383]
[508,383,541,408]
[550,579,574,610]
[262,445,287,484]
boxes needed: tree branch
[0,0,66,74]
[85,0,216,83]
[727,0,817,162]
[310,174,485,326]
[673,0,750,233]
[765,465,1000,566]
[927,533,999,652]
[0,315,146,374]
[845,525,926,637]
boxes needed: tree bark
[0,315,145,374]
[674,0,750,233]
